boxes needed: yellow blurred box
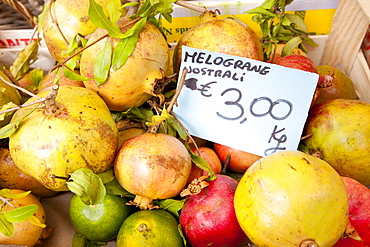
[162,0,338,43]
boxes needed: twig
[1,69,41,100]
[0,98,45,116]
[44,85,59,115]
[175,0,207,14]
[0,196,15,209]
[166,68,187,113]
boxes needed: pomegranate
[80,18,170,111]
[187,147,222,184]
[114,133,192,210]
[315,65,358,104]
[334,237,370,247]
[0,148,57,198]
[213,143,262,173]
[172,11,263,75]
[340,176,370,244]
[234,150,348,247]
[303,99,370,186]
[274,54,320,108]
[42,0,111,63]
[180,175,247,247]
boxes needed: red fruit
[333,237,370,247]
[213,143,261,173]
[275,54,318,73]
[275,54,319,108]
[188,147,222,183]
[341,176,370,243]
[180,175,246,247]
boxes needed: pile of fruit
[0,0,370,246]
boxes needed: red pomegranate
[179,175,246,247]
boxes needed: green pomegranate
[80,18,170,112]
[9,86,119,191]
[303,99,370,186]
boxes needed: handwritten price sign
[173,46,319,157]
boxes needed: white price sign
[173,46,319,157]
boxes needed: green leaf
[10,39,39,80]
[67,168,106,205]
[0,213,14,237]
[281,36,302,57]
[3,204,38,223]
[62,68,92,81]
[97,168,115,184]
[246,6,278,17]
[165,115,186,140]
[189,148,216,180]
[284,13,307,32]
[122,105,154,122]
[261,0,278,9]
[88,0,126,38]
[156,199,185,219]
[29,68,44,89]
[0,102,18,121]
[94,40,112,84]
[107,0,123,24]
[0,104,39,139]
[0,189,30,199]
[112,17,147,71]
[104,178,134,197]
[302,36,319,47]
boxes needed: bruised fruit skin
[180,175,247,247]
[9,86,119,191]
[0,148,57,198]
[172,18,263,75]
[0,189,46,247]
[316,65,358,104]
[80,19,170,112]
[234,150,349,247]
[303,99,370,186]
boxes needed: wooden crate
[319,0,370,103]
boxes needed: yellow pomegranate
[0,189,46,246]
[234,150,348,247]
[9,86,118,191]
[303,99,370,186]
[0,148,57,198]
[172,12,263,75]
[41,0,112,63]
[80,18,170,112]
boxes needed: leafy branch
[0,189,46,237]
[246,0,318,61]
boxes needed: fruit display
[0,0,370,246]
